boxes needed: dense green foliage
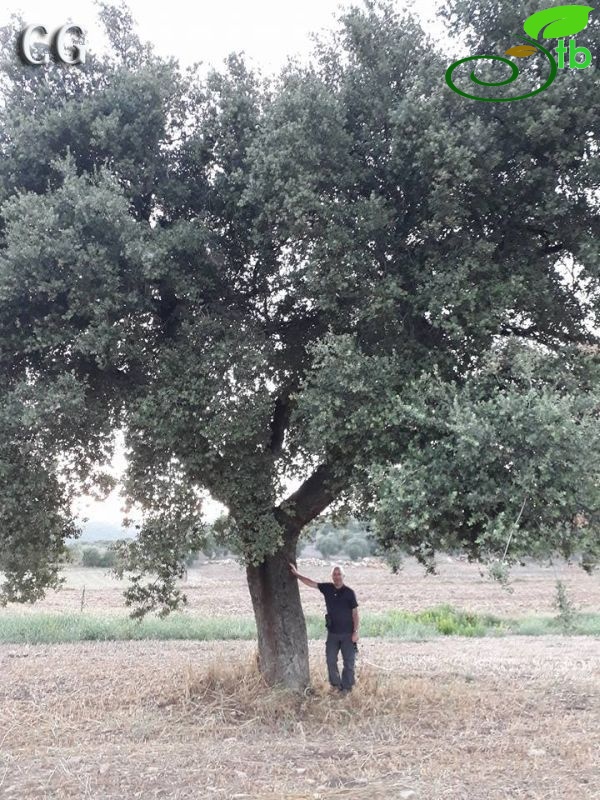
[0,0,598,615]
[369,343,600,573]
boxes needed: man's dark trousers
[326,632,355,691]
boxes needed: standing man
[289,562,359,694]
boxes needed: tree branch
[268,392,294,455]
[276,462,349,531]
[498,322,540,339]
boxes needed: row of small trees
[67,516,383,568]
[305,516,378,560]
[66,544,118,568]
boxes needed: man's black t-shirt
[317,582,358,634]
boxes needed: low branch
[276,462,349,531]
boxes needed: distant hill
[76,521,136,542]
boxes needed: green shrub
[364,532,380,556]
[316,532,342,558]
[81,547,103,567]
[553,579,577,633]
[99,549,117,568]
[383,545,404,574]
[81,547,117,568]
[345,536,370,560]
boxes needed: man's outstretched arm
[289,562,319,589]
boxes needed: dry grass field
[5,554,600,618]
[1,557,599,799]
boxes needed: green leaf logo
[523,4,594,39]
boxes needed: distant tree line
[67,516,391,568]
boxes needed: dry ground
[1,557,599,799]
[0,637,598,799]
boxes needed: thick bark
[246,533,310,691]
[245,464,351,690]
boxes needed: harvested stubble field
[0,557,599,799]
[5,554,600,618]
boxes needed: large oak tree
[1,0,599,689]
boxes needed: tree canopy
[1,0,599,641]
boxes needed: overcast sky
[2,0,451,72]
[2,0,451,528]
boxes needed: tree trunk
[246,539,310,691]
